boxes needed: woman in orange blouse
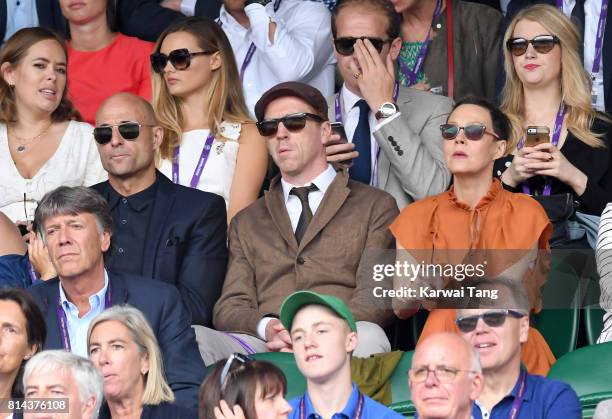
[390,97,555,375]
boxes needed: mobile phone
[525,126,550,147]
[18,224,29,236]
[329,122,348,146]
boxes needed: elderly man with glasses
[456,308,582,418]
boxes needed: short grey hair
[33,187,113,259]
[23,350,104,418]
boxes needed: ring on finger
[353,72,362,79]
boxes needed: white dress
[159,121,241,209]
[0,121,107,223]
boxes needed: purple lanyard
[299,391,363,419]
[398,0,443,85]
[519,102,565,196]
[26,259,38,284]
[219,0,282,81]
[556,0,608,75]
[172,134,215,188]
[508,369,527,419]
[56,282,112,351]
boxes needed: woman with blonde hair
[496,4,612,248]
[88,305,197,418]
[0,27,106,226]
[152,17,268,223]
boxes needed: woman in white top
[151,17,268,222]
[0,27,106,225]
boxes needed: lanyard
[57,282,112,351]
[398,0,443,85]
[26,259,38,284]
[172,134,215,188]
[508,369,527,419]
[218,0,282,81]
[299,392,364,419]
[334,82,399,185]
[519,102,565,196]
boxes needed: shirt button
[297,257,305,265]
[118,248,124,254]
[122,198,128,204]
[121,219,127,225]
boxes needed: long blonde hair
[500,4,604,151]
[151,17,252,160]
[87,305,175,405]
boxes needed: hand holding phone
[326,122,356,168]
[524,126,550,147]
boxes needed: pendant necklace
[10,122,53,153]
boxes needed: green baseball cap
[279,291,357,332]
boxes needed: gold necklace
[10,122,53,153]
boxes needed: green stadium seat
[547,342,612,418]
[583,273,605,345]
[388,351,415,417]
[250,352,307,400]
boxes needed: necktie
[572,0,585,54]
[290,184,318,244]
[350,99,372,184]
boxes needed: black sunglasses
[256,112,324,136]
[456,309,526,333]
[93,122,155,145]
[150,48,215,74]
[440,123,501,141]
[506,35,560,56]
[219,353,251,386]
[333,37,391,56]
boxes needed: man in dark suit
[196,82,399,365]
[28,185,205,409]
[0,1,66,42]
[91,92,228,327]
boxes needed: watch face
[381,103,397,117]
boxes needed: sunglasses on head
[93,122,155,145]
[506,35,560,56]
[256,112,325,136]
[440,123,501,141]
[455,309,526,333]
[219,353,251,386]
[150,48,215,74]
[333,37,391,56]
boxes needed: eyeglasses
[256,112,324,136]
[219,353,250,386]
[506,35,560,56]
[333,37,391,56]
[150,48,215,74]
[455,309,526,333]
[409,366,477,383]
[93,122,156,145]
[440,123,501,141]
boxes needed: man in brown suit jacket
[193,82,399,365]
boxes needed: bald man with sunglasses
[456,308,581,418]
[90,92,228,328]
[203,82,399,365]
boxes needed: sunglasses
[150,48,215,74]
[93,122,155,145]
[333,37,391,56]
[455,309,526,333]
[506,35,560,56]
[219,353,250,386]
[409,365,477,384]
[256,112,324,136]
[440,123,501,141]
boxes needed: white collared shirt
[218,1,335,115]
[339,84,402,188]
[562,0,606,111]
[58,271,109,358]
[256,164,336,339]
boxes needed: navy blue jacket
[27,273,205,409]
[92,172,228,327]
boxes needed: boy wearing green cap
[280,291,403,419]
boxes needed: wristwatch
[375,102,398,120]
[245,0,271,6]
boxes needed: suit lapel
[41,284,62,350]
[298,172,350,250]
[109,273,129,305]
[265,176,299,250]
[142,173,175,278]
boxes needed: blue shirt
[59,272,109,358]
[289,383,403,419]
[473,370,582,419]
[4,0,39,42]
